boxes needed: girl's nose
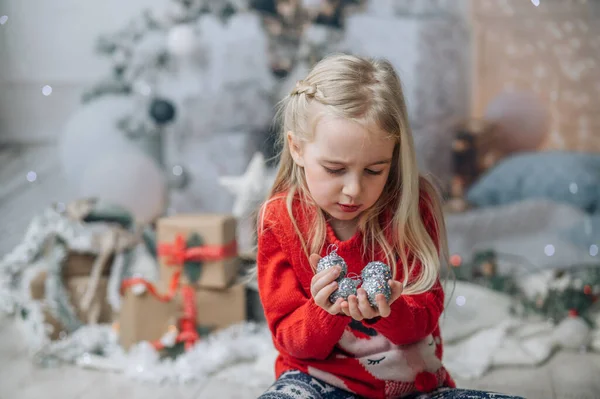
[342,176,361,198]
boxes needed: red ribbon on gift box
[158,234,238,265]
[119,233,238,351]
[120,272,203,350]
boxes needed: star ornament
[219,152,272,218]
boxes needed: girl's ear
[287,131,305,167]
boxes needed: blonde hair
[259,53,448,296]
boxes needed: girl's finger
[314,280,338,307]
[357,288,378,319]
[347,295,363,321]
[328,297,344,315]
[309,254,321,269]
[340,300,351,316]
[311,266,341,296]
[376,294,391,318]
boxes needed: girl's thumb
[309,254,321,268]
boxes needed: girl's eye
[324,167,344,175]
[323,167,383,176]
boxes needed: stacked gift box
[29,250,116,340]
[117,214,248,351]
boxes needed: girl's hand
[309,254,344,315]
[341,280,404,321]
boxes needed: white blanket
[442,281,600,379]
[441,200,600,379]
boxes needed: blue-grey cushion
[560,214,600,250]
[466,151,600,213]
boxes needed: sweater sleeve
[365,192,445,345]
[256,209,351,360]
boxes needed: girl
[256,54,524,399]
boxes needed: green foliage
[454,250,600,327]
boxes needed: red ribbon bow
[157,234,237,265]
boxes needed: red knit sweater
[257,190,456,399]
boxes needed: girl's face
[289,114,395,223]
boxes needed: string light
[450,254,462,267]
[569,182,578,194]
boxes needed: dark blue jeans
[257,370,525,399]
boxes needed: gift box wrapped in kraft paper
[117,279,246,351]
[156,214,240,290]
[117,286,180,351]
[179,282,247,334]
[58,251,115,278]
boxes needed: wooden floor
[0,315,267,399]
[1,145,600,399]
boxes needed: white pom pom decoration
[131,284,147,296]
[552,315,591,350]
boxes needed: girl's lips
[338,203,361,213]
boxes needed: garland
[0,200,143,359]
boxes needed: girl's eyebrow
[321,158,392,166]
[368,159,392,166]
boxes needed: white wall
[0,0,169,143]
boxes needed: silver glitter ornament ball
[361,261,392,282]
[317,251,348,279]
[362,277,392,308]
[330,277,360,303]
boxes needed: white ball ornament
[58,95,138,190]
[167,24,198,57]
[79,150,167,225]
